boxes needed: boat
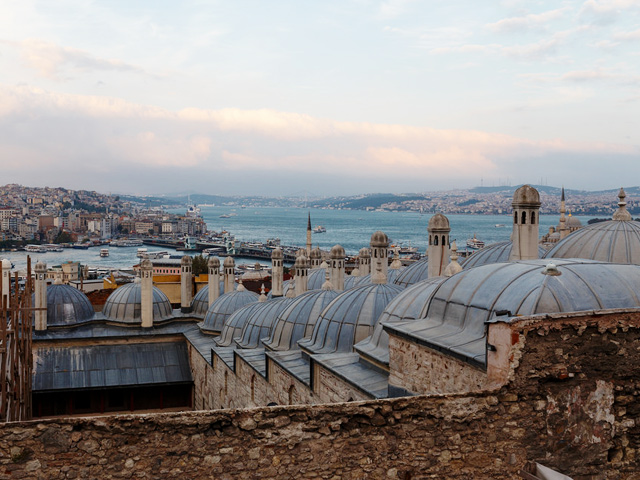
[72,243,90,249]
[495,224,506,228]
[313,225,326,233]
[111,239,143,247]
[219,214,231,218]
[25,244,46,253]
[137,248,148,258]
[100,248,109,257]
[43,244,63,252]
[466,234,485,250]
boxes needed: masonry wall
[10,311,636,478]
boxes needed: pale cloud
[561,68,614,81]
[486,8,568,33]
[3,38,152,80]
[614,27,640,41]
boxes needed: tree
[54,231,72,244]
[192,255,208,276]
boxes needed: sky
[0,0,639,197]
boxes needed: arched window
[224,370,228,396]
[531,212,536,224]
[521,211,527,224]
[514,212,518,224]
[429,235,432,246]
[288,385,295,405]
[434,236,439,246]
[250,375,255,403]
[441,235,446,246]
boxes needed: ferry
[72,243,90,249]
[43,244,63,252]
[137,248,148,258]
[313,225,326,233]
[495,224,506,228]
[219,214,231,218]
[466,234,485,250]
[112,239,143,247]
[100,248,109,257]
[25,244,46,253]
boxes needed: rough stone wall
[266,358,315,406]
[388,335,487,395]
[313,364,370,404]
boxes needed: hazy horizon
[1,1,639,196]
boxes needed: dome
[393,258,429,288]
[512,184,541,206]
[265,289,340,351]
[428,214,450,231]
[214,301,263,347]
[307,267,328,290]
[462,241,546,269]
[544,220,640,264]
[355,277,446,366]
[566,215,582,228]
[310,247,322,260]
[405,259,640,368]
[190,280,226,317]
[370,231,389,248]
[102,281,173,324]
[272,247,283,259]
[344,274,363,289]
[299,282,402,355]
[236,297,294,349]
[267,278,293,299]
[223,256,235,267]
[40,284,95,327]
[2,258,11,269]
[201,286,259,333]
[356,268,404,286]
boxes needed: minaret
[180,255,193,313]
[34,261,47,331]
[223,256,235,294]
[559,187,568,240]
[427,214,450,278]
[613,187,632,221]
[294,254,309,296]
[358,247,371,276]
[509,184,541,261]
[370,231,389,282]
[310,247,322,268]
[330,245,346,292]
[306,212,312,258]
[208,257,221,306]
[1,259,11,308]
[141,258,153,328]
[271,247,284,297]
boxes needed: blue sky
[0,0,639,196]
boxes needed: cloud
[486,8,568,33]
[560,69,613,81]
[0,84,638,195]
[614,28,640,41]
[3,39,153,80]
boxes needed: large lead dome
[102,281,173,324]
[41,283,95,327]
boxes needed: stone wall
[9,311,638,478]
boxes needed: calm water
[1,206,589,271]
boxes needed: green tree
[54,231,72,244]
[192,255,208,276]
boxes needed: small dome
[428,213,450,231]
[265,289,340,351]
[103,282,173,324]
[462,241,546,269]
[330,245,346,258]
[566,216,582,228]
[236,297,294,349]
[223,256,235,267]
[190,280,226,317]
[310,247,322,260]
[181,256,192,266]
[271,247,283,259]
[512,184,541,206]
[370,231,389,248]
[208,256,220,268]
[201,288,259,333]
[214,302,263,346]
[356,268,405,286]
[39,284,95,327]
[406,259,640,367]
[2,258,12,269]
[393,258,429,288]
[355,277,446,366]
[307,267,328,290]
[299,282,402,355]
[359,247,371,258]
[544,220,640,264]
[294,255,309,269]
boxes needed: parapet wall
[2,310,640,479]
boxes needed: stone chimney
[427,213,450,278]
[208,256,221,306]
[34,261,47,331]
[271,247,284,297]
[180,255,193,313]
[141,257,153,328]
[223,256,235,294]
[509,185,541,261]
[294,254,309,296]
[330,245,346,292]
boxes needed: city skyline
[1,0,639,196]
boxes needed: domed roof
[344,274,363,289]
[544,220,640,264]
[462,241,546,269]
[310,247,322,260]
[41,284,95,327]
[512,184,541,206]
[223,256,235,267]
[272,247,283,259]
[393,258,429,288]
[102,281,173,324]
[307,267,328,290]
[264,289,340,351]
[330,245,346,258]
[214,301,263,346]
[299,282,402,355]
[402,259,640,367]
[428,213,450,230]
[355,268,405,286]
[566,215,582,228]
[359,247,371,258]
[236,297,294,349]
[267,278,293,299]
[355,277,446,366]
[201,286,259,333]
[370,231,389,247]
[190,280,226,317]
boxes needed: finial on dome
[286,280,296,298]
[319,260,329,269]
[237,280,246,292]
[259,284,267,302]
[372,266,386,285]
[390,249,402,270]
[54,277,63,285]
[321,270,333,291]
[443,241,463,277]
[613,187,632,221]
[541,263,561,276]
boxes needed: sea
[1,206,588,272]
